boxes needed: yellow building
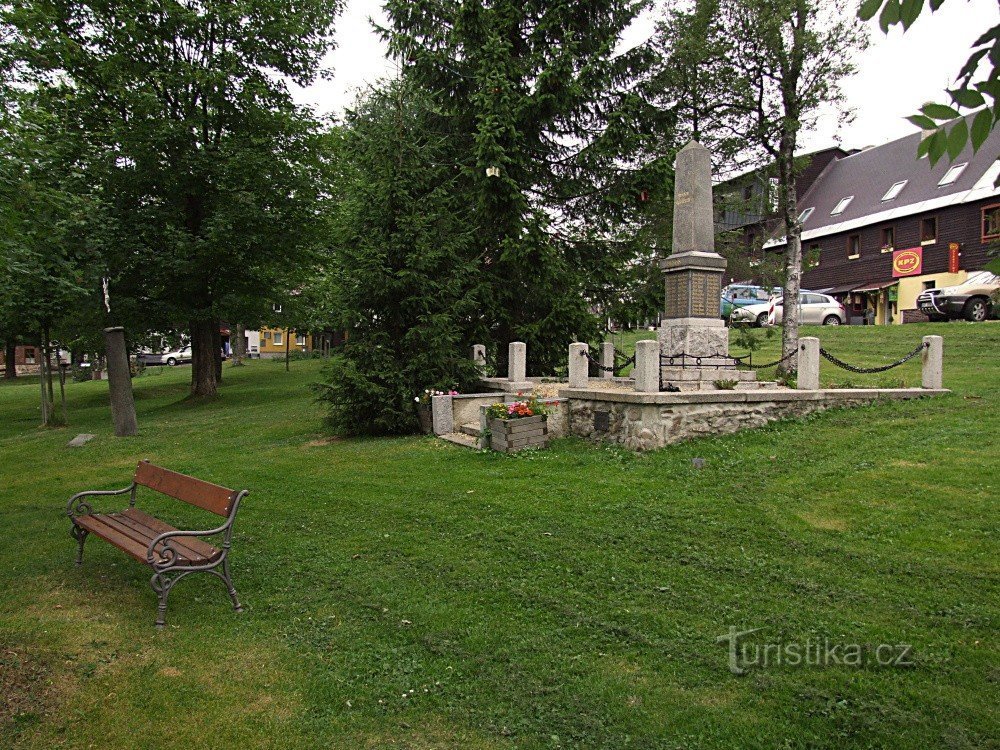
[258,328,311,358]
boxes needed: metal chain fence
[818,342,927,374]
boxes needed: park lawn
[0,323,997,749]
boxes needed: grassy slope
[0,324,996,749]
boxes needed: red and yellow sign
[892,247,923,277]
[948,242,961,274]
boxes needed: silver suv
[917,271,998,322]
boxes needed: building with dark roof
[765,113,1000,324]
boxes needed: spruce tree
[314,80,483,435]
[382,0,658,373]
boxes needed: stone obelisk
[659,141,753,389]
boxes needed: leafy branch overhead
[859,0,999,164]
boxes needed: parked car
[730,292,847,327]
[138,345,192,366]
[916,271,999,322]
[720,284,780,319]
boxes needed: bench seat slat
[115,509,220,561]
[74,512,220,566]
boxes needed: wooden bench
[67,460,248,627]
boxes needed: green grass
[0,325,997,749]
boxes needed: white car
[138,345,192,366]
[730,292,847,327]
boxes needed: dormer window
[938,162,967,186]
[831,196,854,215]
[881,180,907,201]
[798,207,815,223]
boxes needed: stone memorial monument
[659,141,755,390]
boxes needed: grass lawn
[0,323,997,749]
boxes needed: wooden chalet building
[765,114,1000,324]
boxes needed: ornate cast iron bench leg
[71,525,89,566]
[221,558,243,613]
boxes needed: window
[273,331,283,346]
[920,217,938,244]
[847,234,861,258]
[743,184,753,201]
[24,348,36,364]
[922,280,936,291]
[983,204,1000,241]
[831,196,854,215]
[263,331,271,341]
[798,207,815,223]
[272,303,282,313]
[880,226,895,251]
[296,335,306,346]
[938,162,967,186]
[804,294,826,304]
[881,180,907,201]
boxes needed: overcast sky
[293,0,998,154]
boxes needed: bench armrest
[147,523,230,568]
[66,485,135,518]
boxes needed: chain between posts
[583,348,636,375]
[818,342,928,374]
[731,349,798,370]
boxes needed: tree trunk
[38,334,53,426]
[103,326,139,436]
[212,321,223,384]
[3,339,16,379]
[189,319,219,397]
[231,323,246,366]
[778,142,802,377]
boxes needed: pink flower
[449,390,459,395]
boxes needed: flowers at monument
[415,388,459,404]
[485,394,550,420]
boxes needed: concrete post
[798,337,820,390]
[601,342,615,379]
[103,326,139,436]
[634,340,660,393]
[508,342,526,383]
[431,394,454,436]
[472,344,486,366]
[568,343,589,389]
[922,335,943,389]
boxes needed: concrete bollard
[633,340,660,393]
[508,342,526,383]
[568,343,589,389]
[797,337,820,390]
[431,394,454,436]
[601,342,615,379]
[472,344,486,366]
[922,335,943,389]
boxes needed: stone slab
[67,433,96,448]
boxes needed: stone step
[736,380,779,390]
[460,422,480,437]
[438,432,479,449]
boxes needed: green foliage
[3,0,344,395]
[382,0,663,371]
[861,0,999,165]
[313,82,483,435]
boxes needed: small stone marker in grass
[67,434,96,448]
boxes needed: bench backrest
[134,460,239,517]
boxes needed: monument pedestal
[656,141,755,392]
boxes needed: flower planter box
[486,414,548,453]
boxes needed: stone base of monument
[659,367,758,391]
[657,317,757,391]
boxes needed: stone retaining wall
[563,388,948,451]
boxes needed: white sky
[293,0,998,154]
